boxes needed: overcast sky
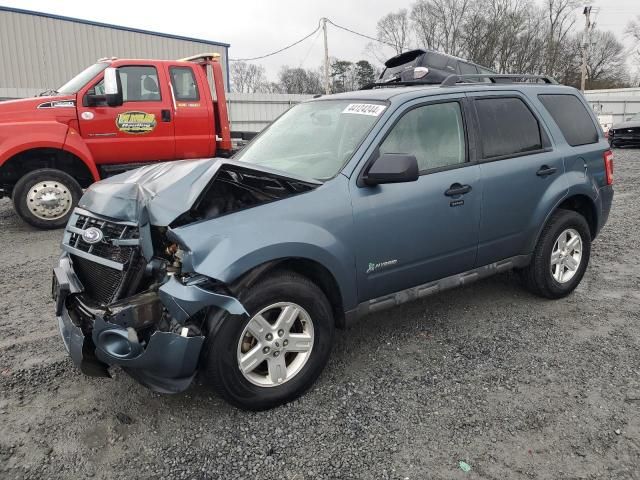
[1,0,638,80]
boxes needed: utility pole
[322,17,330,95]
[580,6,592,92]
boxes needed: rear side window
[475,97,542,158]
[170,67,200,101]
[538,94,599,146]
[459,62,478,75]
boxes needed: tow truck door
[77,64,175,165]
[166,63,214,158]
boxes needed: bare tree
[230,61,267,93]
[544,0,578,77]
[411,0,470,57]
[376,9,412,55]
[278,67,322,94]
[583,30,628,88]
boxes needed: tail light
[603,150,614,185]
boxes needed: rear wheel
[202,271,334,410]
[12,169,82,229]
[521,210,591,299]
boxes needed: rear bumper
[609,134,640,147]
[54,253,246,393]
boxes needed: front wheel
[521,209,591,299]
[202,271,335,410]
[12,169,82,229]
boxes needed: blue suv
[53,74,614,410]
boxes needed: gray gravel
[1,150,639,480]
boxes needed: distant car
[378,49,496,84]
[608,113,640,148]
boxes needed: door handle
[444,183,472,197]
[161,109,171,122]
[536,165,557,177]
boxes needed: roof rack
[360,73,558,91]
[440,74,557,86]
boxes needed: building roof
[0,5,230,48]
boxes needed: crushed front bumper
[53,253,246,393]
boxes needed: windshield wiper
[38,89,59,97]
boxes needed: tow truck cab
[0,53,234,229]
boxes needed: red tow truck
[0,53,241,229]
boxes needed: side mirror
[104,67,123,107]
[363,153,419,186]
[84,67,123,107]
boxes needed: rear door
[469,91,568,266]
[78,64,175,164]
[167,64,214,158]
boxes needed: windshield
[57,63,109,94]
[236,100,386,180]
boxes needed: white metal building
[584,88,640,129]
[0,6,230,99]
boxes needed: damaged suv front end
[53,158,318,393]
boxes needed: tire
[12,169,82,229]
[202,271,335,410]
[521,209,591,299]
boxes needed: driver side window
[87,66,161,102]
[379,101,467,172]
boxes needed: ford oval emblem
[82,227,104,244]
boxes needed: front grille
[63,211,144,305]
[68,214,139,264]
[72,256,125,305]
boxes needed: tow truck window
[58,62,109,94]
[118,66,161,102]
[170,67,200,101]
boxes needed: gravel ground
[0,150,639,480]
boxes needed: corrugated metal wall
[584,90,640,126]
[226,93,313,132]
[0,7,229,99]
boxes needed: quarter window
[380,102,466,171]
[475,97,542,158]
[538,94,599,146]
[170,67,200,101]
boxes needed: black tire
[202,271,335,410]
[521,209,591,299]
[12,169,82,229]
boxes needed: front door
[351,97,482,301]
[77,64,175,165]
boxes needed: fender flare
[530,184,599,252]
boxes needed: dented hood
[79,158,320,226]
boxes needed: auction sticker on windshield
[342,104,386,116]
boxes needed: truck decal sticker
[37,100,76,109]
[116,111,157,134]
[342,103,386,116]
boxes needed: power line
[230,21,321,62]
[326,19,397,49]
[229,18,395,63]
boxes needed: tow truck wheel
[203,271,335,411]
[12,169,82,229]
